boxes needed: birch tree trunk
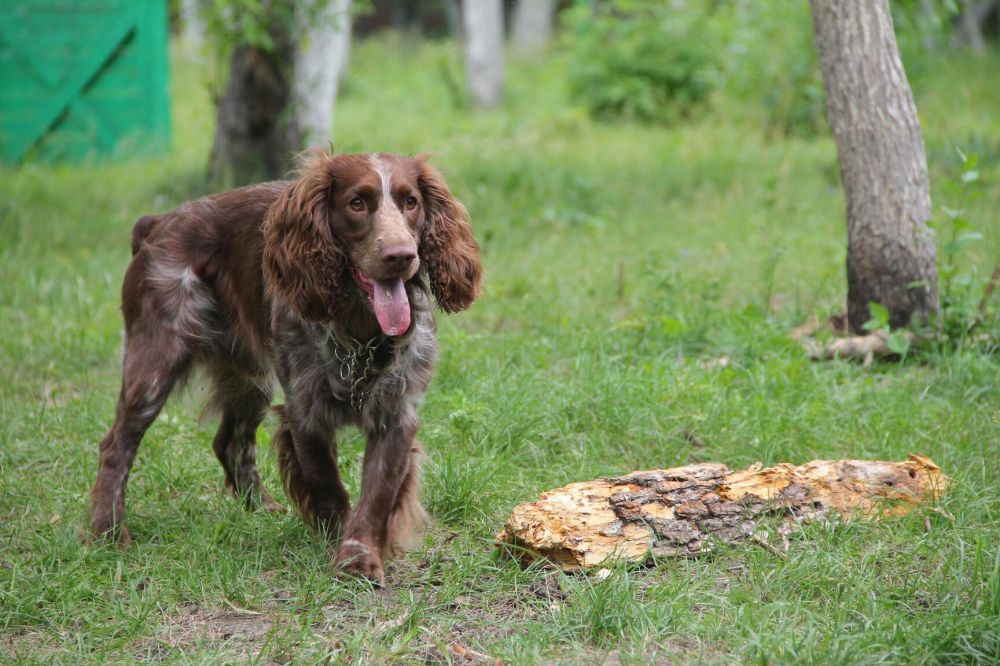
[180,0,205,48]
[810,0,938,332]
[462,0,504,109]
[292,0,353,149]
[512,0,557,55]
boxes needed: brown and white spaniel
[90,151,482,583]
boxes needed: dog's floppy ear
[417,159,483,313]
[262,152,348,321]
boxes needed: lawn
[1,36,998,664]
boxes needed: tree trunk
[498,455,947,569]
[956,0,995,52]
[462,0,504,109]
[511,0,557,55]
[389,0,419,33]
[180,0,205,48]
[292,0,352,149]
[209,34,297,186]
[810,0,938,332]
[442,0,462,40]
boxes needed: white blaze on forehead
[368,153,401,215]
[365,153,414,338]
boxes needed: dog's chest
[323,333,395,412]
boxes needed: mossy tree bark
[208,0,352,186]
[810,0,938,332]
[208,35,297,187]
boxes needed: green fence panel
[0,0,170,164]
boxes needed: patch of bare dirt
[130,604,276,661]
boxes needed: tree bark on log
[810,0,938,333]
[498,455,947,569]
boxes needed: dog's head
[262,151,483,335]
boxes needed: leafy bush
[560,1,971,137]
[930,150,999,350]
[561,1,824,135]
[562,0,721,125]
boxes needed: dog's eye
[404,195,418,211]
[348,197,365,212]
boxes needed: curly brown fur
[417,160,484,313]
[262,152,349,322]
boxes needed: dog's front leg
[272,323,352,539]
[335,404,419,584]
[274,408,351,538]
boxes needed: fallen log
[497,455,947,569]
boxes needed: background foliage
[563,0,722,126]
[562,0,979,137]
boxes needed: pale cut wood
[498,455,947,569]
[803,329,918,363]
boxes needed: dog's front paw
[335,538,384,585]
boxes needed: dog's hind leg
[91,329,192,545]
[208,366,280,511]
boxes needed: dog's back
[123,182,287,373]
[131,215,161,256]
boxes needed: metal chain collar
[329,332,385,412]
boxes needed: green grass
[1,36,998,664]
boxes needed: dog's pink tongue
[372,278,411,336]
